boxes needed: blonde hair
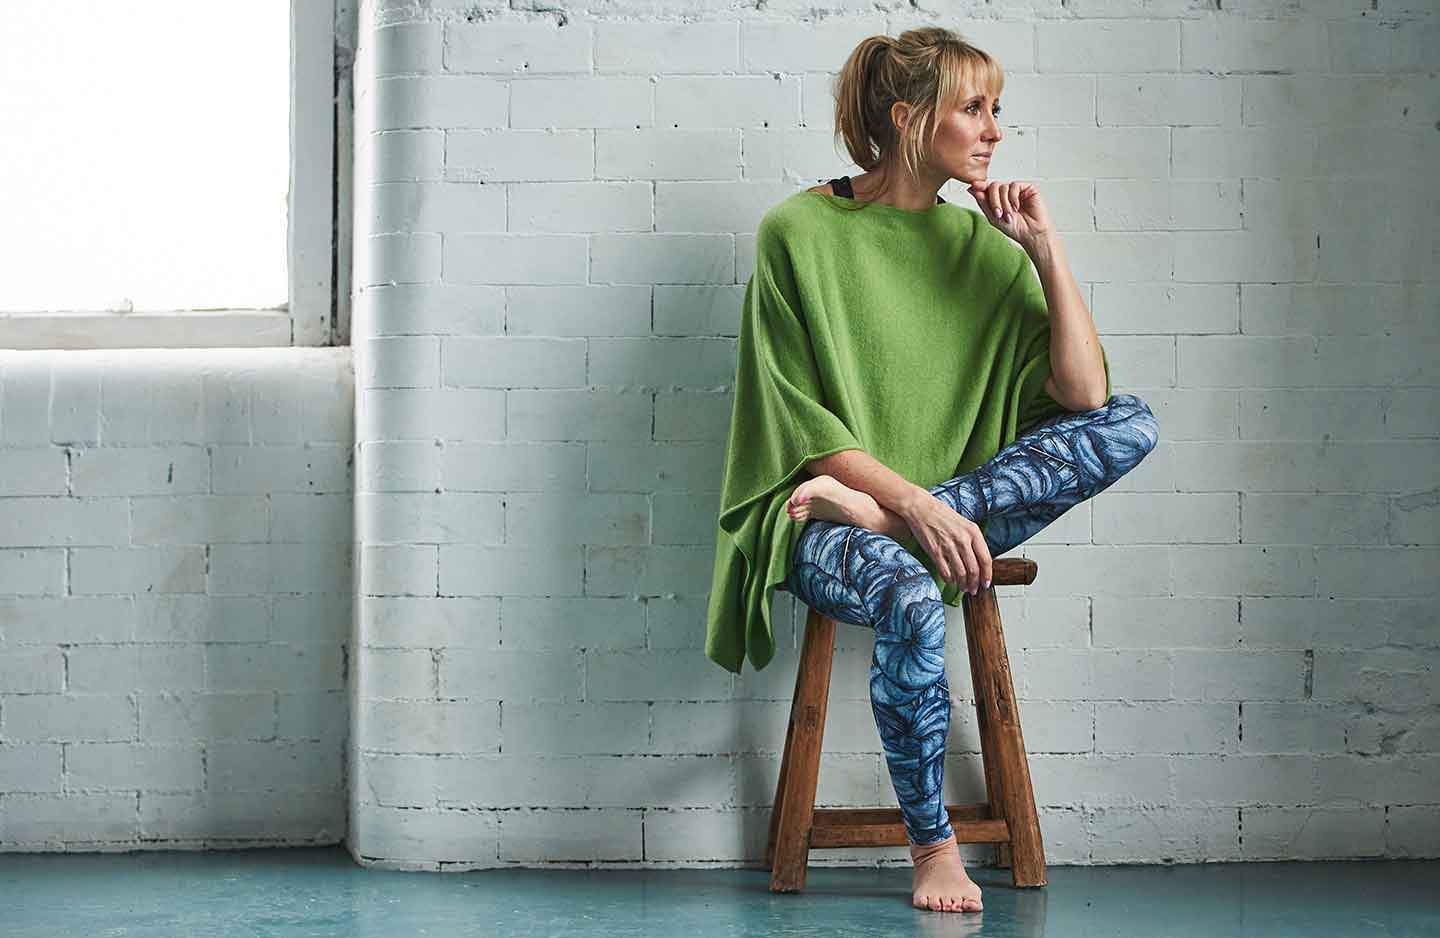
[832,27,1004,204]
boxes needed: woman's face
[928,91,1004,184]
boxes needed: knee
[901,554,945,603]
[872,549,946,626]
[890,555,948,623]
[1109,392,1160,452]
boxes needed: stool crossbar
[765,557,1047,893]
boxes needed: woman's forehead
[950,72,1002,103]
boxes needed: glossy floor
[4,848,1438,937]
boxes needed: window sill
[0,311,311,350]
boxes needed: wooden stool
[765,557,1046,893]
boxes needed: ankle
[909,831,957,862]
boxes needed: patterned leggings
[782,392,1160,846]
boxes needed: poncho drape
[705,190,1111,674]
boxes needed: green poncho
[704,189,1111,674]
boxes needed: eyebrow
[966,95,1001,104]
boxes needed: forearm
[1027,235,1107,410]
[805,449,930,518]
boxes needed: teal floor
[4,848,1438,937]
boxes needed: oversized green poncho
[704,189,1111,674]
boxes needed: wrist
[896,485,933,520]
[1025,231,1062,264]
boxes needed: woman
[704,27,1160,912]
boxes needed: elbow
[1059,383,1108,412]
[1046,370,1108,413]
[1068,375,1109,412]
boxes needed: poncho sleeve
[704,217,864,674]
[1006,251,1112,434]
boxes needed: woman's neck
[848,169,945,212]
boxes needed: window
[0,0,345,349]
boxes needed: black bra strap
[828,175,945,204]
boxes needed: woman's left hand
[967,179,1053,251]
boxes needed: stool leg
[769,609,836,893]
[962,586,1047,888]
[964,590,1009,868]
[764,681,799,869]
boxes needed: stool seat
[765,557,1047,892]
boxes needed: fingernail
[983,580,990,590]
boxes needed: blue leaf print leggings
[782,392,1160,846]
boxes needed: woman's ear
[890,100,911,133]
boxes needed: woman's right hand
[899,492,992,595]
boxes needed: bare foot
[786,475,886,530]
[910,833,984,913]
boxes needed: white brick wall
[5,0,1435,864]
[0,348,353,848]
[347,0,1439,868]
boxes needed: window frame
[0,0,348,350]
